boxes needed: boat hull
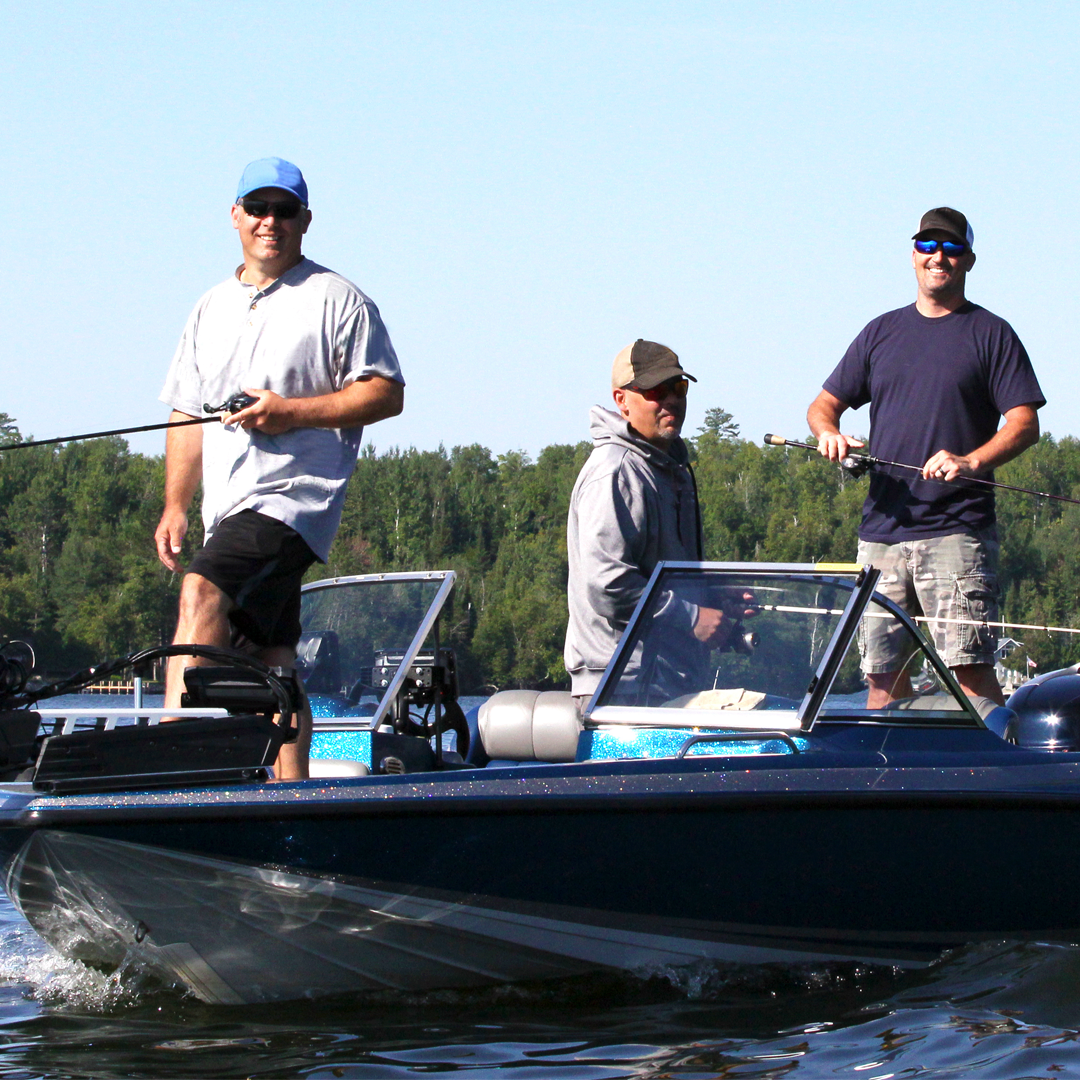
[4,756,1080,1003]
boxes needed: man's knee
[178,573,230,615]
[174,573,234,643]
[952,662,1003,695]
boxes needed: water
[5,696,1080,1076]
[2,911,1080,1079]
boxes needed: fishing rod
[747,601,1080,637]
[0,393,259,453]
[764,433,1080,508]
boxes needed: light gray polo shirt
[160,257,404,561]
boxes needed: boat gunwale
[11,764,1080,827]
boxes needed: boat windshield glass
[592,567,969,725]
[298,576,448,709]
[818,592,968,720]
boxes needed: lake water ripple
[2,902,1080,1078]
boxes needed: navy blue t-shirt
[824,302,1044,542]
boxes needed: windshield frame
[300,570,456,730]
[586,561,984,731]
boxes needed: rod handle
[763,433,789,446]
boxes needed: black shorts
[186,510,318,650]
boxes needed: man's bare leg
[952,662,1005,707]
[163,577,310,779]
[866,670,914,710]
[164,573,235,710]
[260,645,311,781]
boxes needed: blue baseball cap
[235,157,308,206]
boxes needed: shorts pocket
[954,572,998,657]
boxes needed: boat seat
[295,630,342,694]
[309,759,371,778]
[884,692,1016,738]
[888,692,996,717]
[477,690,582,762]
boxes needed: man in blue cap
[155,158,405,778]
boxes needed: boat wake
[2,910,1080,1080]
[897,939,1080,1030]
[0,905,170,1011]
[640,954,903,1002]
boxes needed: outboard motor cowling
[1006,667,1080,751]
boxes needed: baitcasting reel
[203,391,260,415]
[840,454,873,479]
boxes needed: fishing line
[764,433,1080,507]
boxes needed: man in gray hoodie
[564,340,734,710]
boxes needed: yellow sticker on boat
[814,562,862,571]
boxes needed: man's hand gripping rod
[764,433,1080,507]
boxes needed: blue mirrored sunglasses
[914,239,968,256]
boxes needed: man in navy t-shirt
[807,207,1044,708]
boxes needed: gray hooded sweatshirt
[564,406,703,696]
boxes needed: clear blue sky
[2,1,1076,458]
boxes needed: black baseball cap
[611,340,697,391]
[913,207,974,249]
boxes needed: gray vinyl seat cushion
[477,690,582,762]
[309,759,371,778]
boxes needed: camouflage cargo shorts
[856,528,1000,672]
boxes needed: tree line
[1,408,1079,690]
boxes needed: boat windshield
[590,564,974,729]
[298,572,454,724]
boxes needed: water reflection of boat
[1,562,1080,1005]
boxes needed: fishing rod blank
[0,393,260,453]
[764,433,1080,508]
[748,600,1080,636]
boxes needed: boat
[1,561,1080,1005]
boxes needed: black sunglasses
[914,239,968,256]
[628,378,689,401]
[238,197,304,220]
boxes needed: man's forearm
[807,393,844,439]
[285,376,404,428]
[164,414,203,512]
[922,405,1041,481]
[807,389,862,462]
[226,376,404,435]
[967,408,1041,473]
